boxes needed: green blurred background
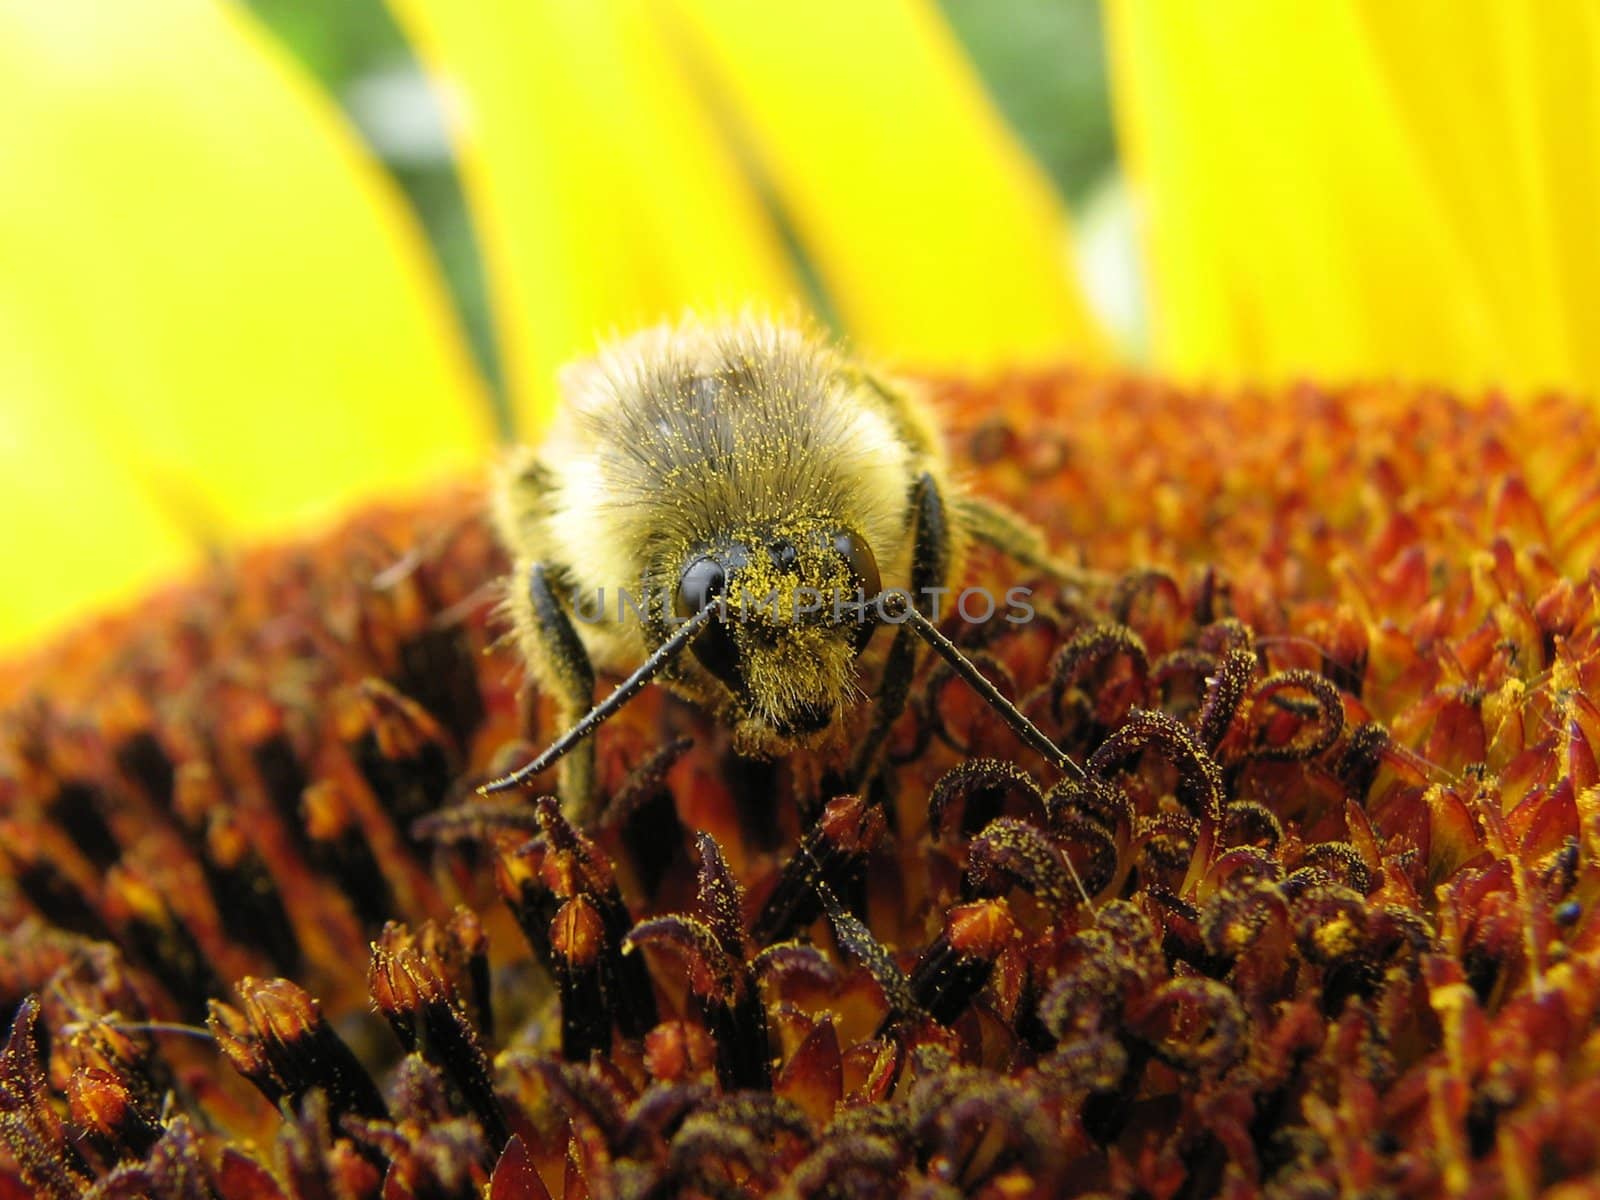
[244,0,1120,404]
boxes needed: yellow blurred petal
[669,0,1104,371]
[0,298,196,651]
[387,0,803,432]
[1106,0,1600,396]
[1356,0,1600,395]
[0,0,493,622]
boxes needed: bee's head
[672,523,882,751]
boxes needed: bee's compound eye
[689,616,742,688]
[676,556,727,619]
[832,530,881,601]
[832,529,881,656]
[677,554,742,688]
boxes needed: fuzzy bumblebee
[487,316,1092,822]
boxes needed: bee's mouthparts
[773,701,833,737]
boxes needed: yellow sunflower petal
[0,0,492,595]
[1354,1,1600,395]
[1106,0,1600,396]
[386,0,803,432]
[668,0,1104,371]
[0,298,196,652]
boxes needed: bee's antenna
[884,594,1085,781]
[479,600,719,795]
[883,593,1098,915]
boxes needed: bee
[484,315,1096,827]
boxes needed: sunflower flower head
[3,369,1600,1196]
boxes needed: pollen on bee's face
[736,624,855,724]
[721,538,858,628]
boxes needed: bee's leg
[520,563,598,819]
[957,494,1112,593]
[849,472,949,786]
